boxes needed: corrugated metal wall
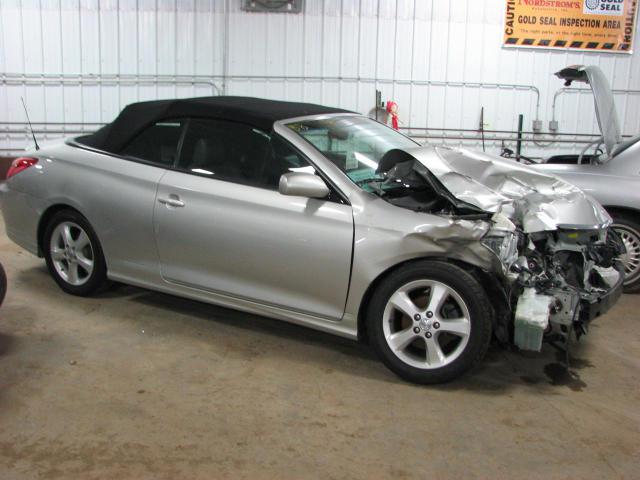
[1,0,639,156]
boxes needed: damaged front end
[509,227,624,350]
[374,146,625,351]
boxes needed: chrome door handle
[158,197,185,208]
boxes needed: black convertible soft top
[78,96,353,153]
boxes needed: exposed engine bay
[371,146,626,351]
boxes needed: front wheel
[43,210,108,296]
[367,261,492,384]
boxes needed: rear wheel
[367,261,492,384]
[43,210,107,296]
[611,213,640,293]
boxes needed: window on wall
[120,120,186,167]
[177,118,317,190]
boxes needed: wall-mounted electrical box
[532,119,543,133]
[242,0,303,13]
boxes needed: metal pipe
[222,0,230,95]
[0,122,105,126]
[551,86,640,121]
[402,126,603,137]
[0,129,611,145]
[0,73,223,95]
[0,121,614,138]
[1,129,100,134]
[0,137,610,157]
[407,134,608,144]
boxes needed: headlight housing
[482,232,519,269]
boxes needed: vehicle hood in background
[401,146,611,233]
[555,65,622,157]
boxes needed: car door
[153,118,354,320]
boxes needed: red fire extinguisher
[386,101,399,130]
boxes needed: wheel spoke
[76,254,93,274]
[66,262,79,284]
[425,336,445,366]
[438,318,471,337]
[51,247,65,262]
[388,290,419,319]
[426,283,448,315]
[62,225,74,247]
[387,327,418,352]
[75,231,90,249]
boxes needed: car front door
[153,118,354,320]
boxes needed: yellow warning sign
[504,0,638,53]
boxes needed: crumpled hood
[401,145,611,233]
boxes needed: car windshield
[286,115,419,188]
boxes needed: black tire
[43,209,108,296]
[0,262,7,307]
[610,213,640,293]
[367,260,492,384]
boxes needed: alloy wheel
[49,221,95,286]
[382,279,471,369]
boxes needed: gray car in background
[0,97,625,383]
[533,66,640,292]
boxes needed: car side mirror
[278,172,330,199]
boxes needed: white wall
[1,0,639,156]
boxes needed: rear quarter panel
[11,141,167,281]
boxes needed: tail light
[6,157,38,179]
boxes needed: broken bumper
[579,263,624,323]
[513,262,624,352]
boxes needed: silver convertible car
[1,97,625,383]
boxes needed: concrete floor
[0,226,638,480]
